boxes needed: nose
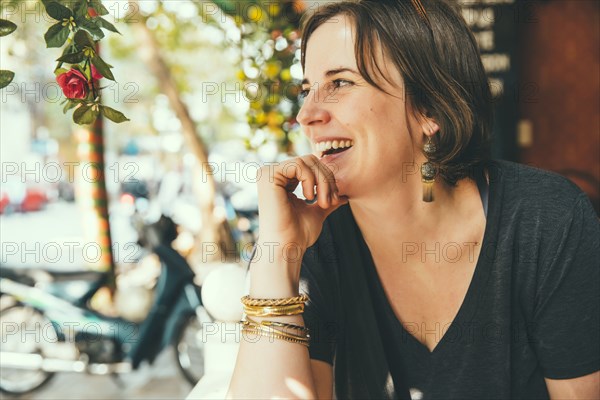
[296,87,331,128]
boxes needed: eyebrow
[301,67,360,85]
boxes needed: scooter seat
[0,265,105,284]
[41,269,107,283]
[43,278,106,306]
[1,265,107,306]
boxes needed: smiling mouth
[322,147,351,157]
[316,139,354,158]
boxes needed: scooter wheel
[0,304,55,395]
[174,313,205,385]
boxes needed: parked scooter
[0,214,209,396]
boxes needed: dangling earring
[421,136,437,202]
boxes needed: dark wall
[517,0,600,213]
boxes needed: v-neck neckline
[350,163,499,357]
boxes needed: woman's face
[298,14,423,199]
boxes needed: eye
[299,87,310,99]
[332,79,354,89]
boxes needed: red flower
[56,68,88,99]
[91,65,103,81]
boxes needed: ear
[420,114,440,138]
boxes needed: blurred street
[25,349,192,400]
[1,202,85,269]
[0,203,195,399]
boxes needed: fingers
[260,155,340,210]
[298,155,338,209]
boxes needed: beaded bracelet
[244,316,310,336]
[241,319,309,341]
[242,326,310,347]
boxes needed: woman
[227,0,599,398]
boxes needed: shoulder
[488,159,593,224]
[490,159,585,202]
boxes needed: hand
[256,155,349,253]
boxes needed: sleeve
[299,230,339,366]
[531,193,600,379]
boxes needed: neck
[349,175,483,260]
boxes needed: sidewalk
[27,349,193,400]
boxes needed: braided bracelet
[241,294,309,307]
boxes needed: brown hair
[300,0,493,185]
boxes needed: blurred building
[461,0,599,213]
[517,0,599,213]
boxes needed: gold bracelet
[241,294,309,307]
[244,316,310,336]
[244,317,310,339]
[242,320,310,342]
[242,327,309,347]
[243,303,305,317]
[242,326,310,347]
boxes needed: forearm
[226,250,317,399]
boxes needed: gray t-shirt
[300,159,600,399]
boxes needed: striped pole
[75,42,115,294]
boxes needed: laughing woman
[227,1,600,398]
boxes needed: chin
[334,178,351,198]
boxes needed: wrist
[248,247,304,298]
[253,239,306,266]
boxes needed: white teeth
[316,139,354,154]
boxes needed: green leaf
[60,42,76,55]
[78,18,105,40]
[43,1,72,21]
[70,64,85,74]
[96,17,120,34]
[55,68,69,76]
[101,106,130,123]
[63,99,78,114]
[72,0,88,19]
[74,29,95,50]
[73,104,99,125]
[91,55,114,81]
[56,51,85,64]
[0,19,17,37]
[89,0,109,16]
[44,22,70,48]
[0,70,15,89]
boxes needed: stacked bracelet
[242,327,310,347]
[241,293,309,317]
[240,294,310,346]
[241,317,310,347]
